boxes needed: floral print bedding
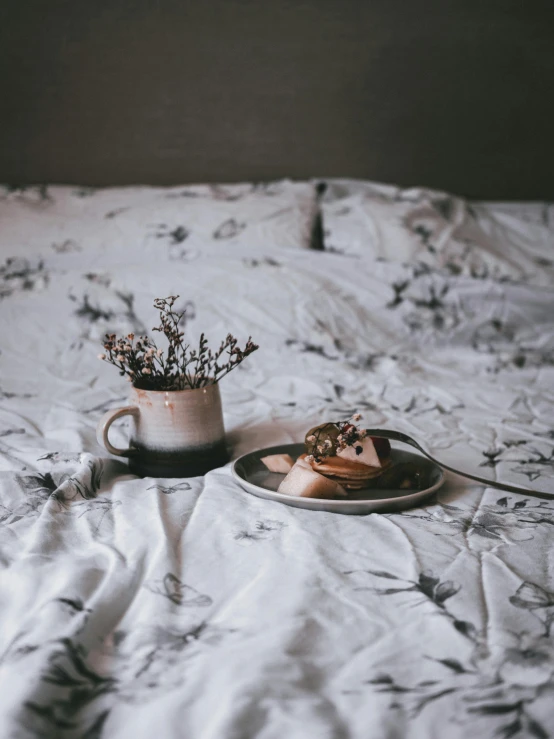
[0,181,553,739]
[319,179,554,285]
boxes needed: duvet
[0,182,554,739]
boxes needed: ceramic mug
[96,383,228,477]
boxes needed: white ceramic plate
[232,443,445,514]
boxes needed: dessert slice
[260,453,295,473]
[337,436,381,468]
[278,460,347,499]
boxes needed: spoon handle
[365,429,554,500]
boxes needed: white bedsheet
[1,184,554,739]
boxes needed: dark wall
[1,0,553,199]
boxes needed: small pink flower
[97,353,106,360]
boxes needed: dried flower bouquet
[98,295,258,390]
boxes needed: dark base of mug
[127,440,230,478]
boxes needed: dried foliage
[99,296,258,390]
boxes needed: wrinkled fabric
[0,182,553,739]
[320,178,554,285]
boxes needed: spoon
[366,428,553,500]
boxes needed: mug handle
[96,406,139,457]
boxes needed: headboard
[1,1,553,199]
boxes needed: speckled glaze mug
[96,384,228,477]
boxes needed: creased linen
[0,182,553,739]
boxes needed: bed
[1,177,553,738]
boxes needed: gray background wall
[1,0,553,199]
